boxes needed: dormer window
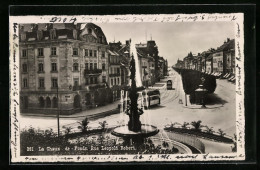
[50,29,56,40]
[73,29,78,40]
[21,33,26,41]
[37,30,43,40]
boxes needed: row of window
[22,48,57,57]
[85,77,98,85]
[110,67,120,74]
[110,77,120,86]
[22,62,107,73]
[22,63,58,73]
[23,78,58,88]
[22,48,106,58]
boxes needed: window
[51,47,57,55]
[111,78,113,86]
[85,49,88,56]
[39,78,45,88]
[89,50,93,57]
[74,78,79,86]
[117,68,120,74]
[38,48,44,56]
[38,63,44,72]
[22,49,27,57]
[51,63,57,72]
[23,78,28,88]
[94,50,97,57]
[94,77,97,84]
[90,77,93,84]
[90,63,93,70]
[73,48,78,55]
[73,63,79,71]
[102,51,105,58]
[118,78,120,85]
[102,76,106,83]
[22,64,27,73]
[85,63,89,70]
[52,78,58,88]
[102,63,105,70]
[85,78,89,85]
[94,63,97,70]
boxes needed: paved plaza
[20,69,236,153]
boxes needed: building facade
[176,38,235,76]
[19,23,111,114]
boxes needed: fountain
[111,54,159,145]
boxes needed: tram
[142,89,160,109]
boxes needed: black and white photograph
[9,13,246,162]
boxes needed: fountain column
[127,55,143,132]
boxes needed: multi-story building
[175,59,184,69]
[206,53,213,73]
[19,23,110,114]
[175,38,235,76]
[212,38,235,74]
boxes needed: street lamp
[195,77,207,108]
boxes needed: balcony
[72,85,82,91]
[87,83,107,91]
[84,69,102,77]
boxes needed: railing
[88,83,106,90]
[164,130,205,153]
[84,69,102,75]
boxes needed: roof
[215,39,235,52]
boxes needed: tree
[190,120,202,131]
[62,126,72,136]
[182,122,189,129]
[162,141,169,148]
[99,121,107,131]
[172,146,179,153]
[78,117,89,133]
[218,128,226,137]
[205,126,214,134]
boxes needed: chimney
[126,40,130,46]
[45,23,53,31]
[19,25,24,33]
[31,24,38,32]
[227,38,230,42]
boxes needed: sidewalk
[21,100,120,119]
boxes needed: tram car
[142,89,160,109]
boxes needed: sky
[97,22,235,66]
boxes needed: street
[20,69,236,153]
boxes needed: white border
[9,13,245,163]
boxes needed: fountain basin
[111,124,159,139]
